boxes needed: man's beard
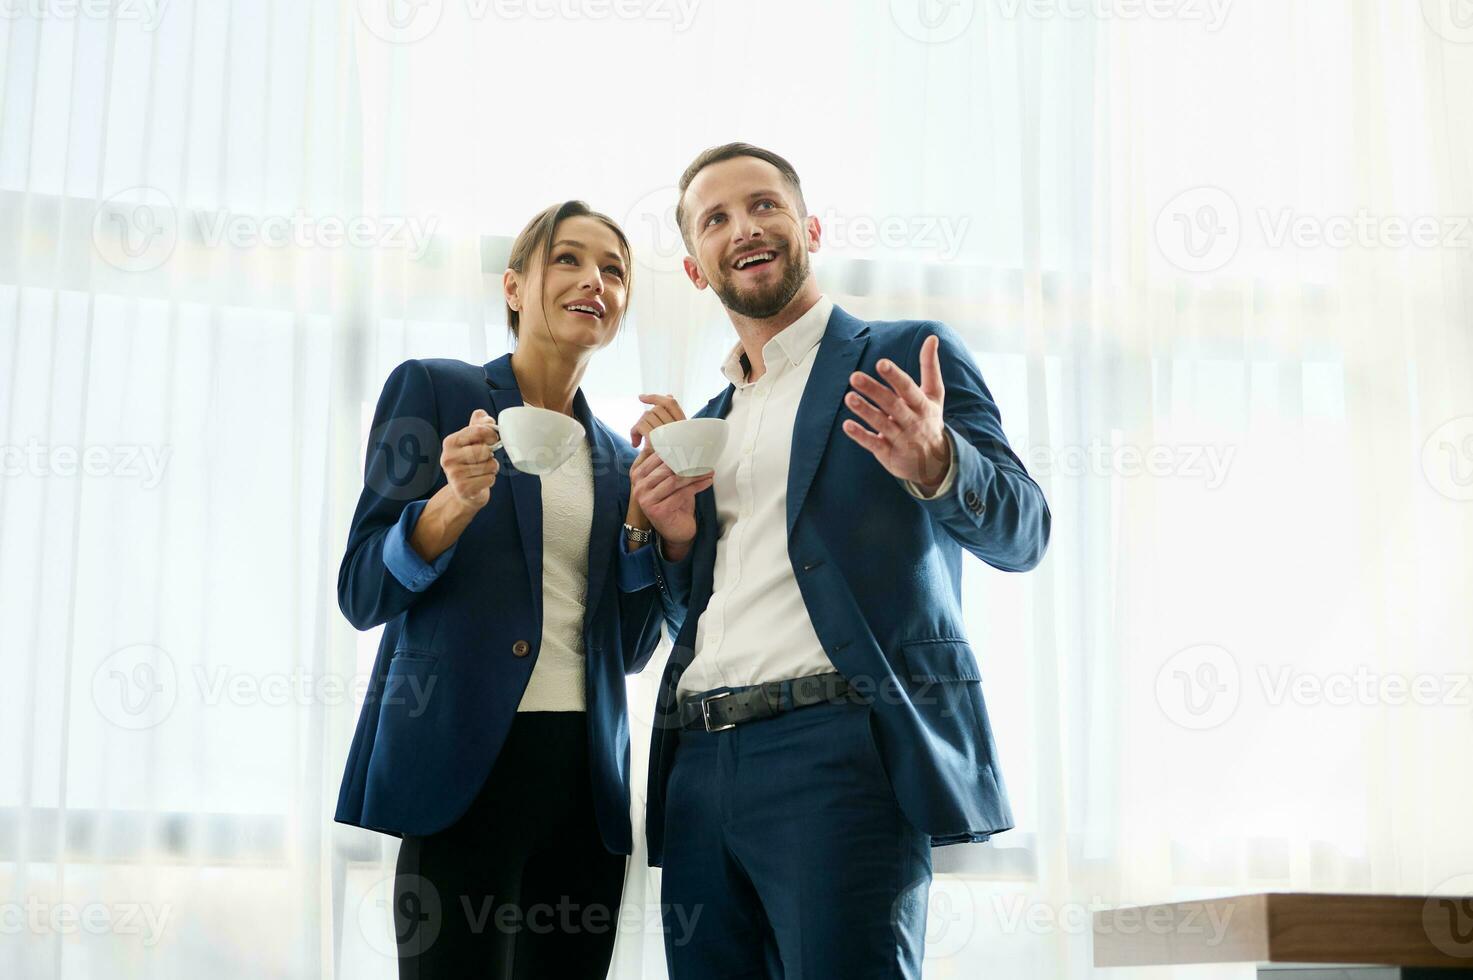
[711,243,809,319]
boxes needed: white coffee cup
[491,406,586,476]
[649,418,730,477]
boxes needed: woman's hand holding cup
[441,408,501,511]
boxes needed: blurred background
[3,0,1473,976]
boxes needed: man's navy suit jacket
[646,304,1051,867]
[334,353,664,855]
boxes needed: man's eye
[705,213,724,227]
[755,200,776,211]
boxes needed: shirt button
[512,640,530,657]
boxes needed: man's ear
[502,268,522,310]
[805,213,822,253]
[683,255,709,291]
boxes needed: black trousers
[393,711,627,979]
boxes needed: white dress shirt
[517,437,593,711]
[676,295,956,699]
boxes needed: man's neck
[730,284,823,383]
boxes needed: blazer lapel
[483,354,543,629]
[575,392,620,630]
[787,307,870,534]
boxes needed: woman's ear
[502,268,522,312]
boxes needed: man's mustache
[724,240,789,271]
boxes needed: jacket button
[512,640,530,657]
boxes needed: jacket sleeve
[337,359,453,631]
[616,538,665,674]
[651,536,694,637]
[906,322,1051,572]
[604,436,663,674]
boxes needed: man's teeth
[735,251,776,269]
[566,304,601,317]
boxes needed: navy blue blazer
[334,353,664,855]
[645,305,1051,867]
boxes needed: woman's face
[514,215,629,353]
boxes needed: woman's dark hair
[505,200,633,341]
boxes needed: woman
[334,201,707,977]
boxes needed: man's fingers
[631,449,671,483]
[849,371,913,423]
[919,334,945,402]
[842,418,889,456]
[638,394,688,421]
[844,391,899,439]
[875,358,929,412]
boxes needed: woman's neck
[509,344,588,417]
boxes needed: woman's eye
[555,252,577,264]
[605,266,625,279]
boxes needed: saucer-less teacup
[492,406,585,476]
[649,418,730,478]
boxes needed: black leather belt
[678,671,859,733]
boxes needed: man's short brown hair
[675,142,807,253]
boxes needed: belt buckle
[700,691,736,733]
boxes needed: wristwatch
[623,523,653,545]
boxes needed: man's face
[681,156,820,319]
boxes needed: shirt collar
[720,294,834,387]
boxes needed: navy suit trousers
[660,698,932,979]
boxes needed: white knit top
[516,437,594,712]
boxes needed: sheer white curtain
[3,0,1472,977]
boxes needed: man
[628,143,1051,977]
